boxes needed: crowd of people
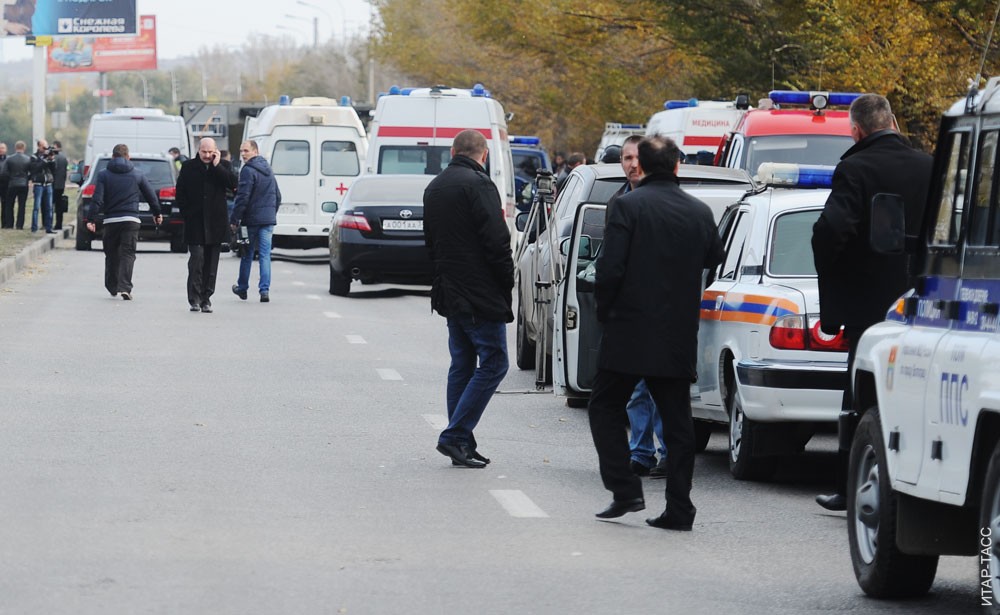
[423,93,930,529]
[0,139,69,233]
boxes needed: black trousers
[0,181,9,228]
[588,369,697,524]
[8,186,28,230]
[53,187,65,230]
[103,222,139,294]
[187,244,221,306]
[834,327,863,497]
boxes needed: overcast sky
[0,0,376,63]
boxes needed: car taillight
[83,165,90,177]
[769,314,808,350]
[808,315,850,352]
[768,313,849,352]
[159,187,176,199]
[81,184,96,197]
[337,212,371,232]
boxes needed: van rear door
[317,127,363,220]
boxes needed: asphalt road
[0,239,982,614]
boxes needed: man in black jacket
[2,141,31,229]
[812,94,932,511]
[424,129,514,469]
[589,136,723,529]
[51,141,69,231]
[0,142,8,228]
[29,139,56,233]
[85,144,161,300]
[176,137,238,313]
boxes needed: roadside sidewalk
[0,225,74,286]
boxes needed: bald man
[175,137,237,313]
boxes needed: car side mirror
[870,193,905,255]
[70,172,82,184]
[560,235,593,259]
[321,201,338,214]
[515,211,529,233]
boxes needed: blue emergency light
[769,90,863,109]
[511,136,541,146]
[665,99,699,110]
[471,83,487,97]
[756,163,835,188]
[340,95,351,107]
[388,85,401,95]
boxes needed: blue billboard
[1,0,137,37]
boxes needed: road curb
[0,225,74,286]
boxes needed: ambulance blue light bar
[510,136,541,146]
[340,95,351,107]
[756,163,835,188]
[665,98,699,110]
[769,90,862,109]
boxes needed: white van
[243,96,369,249]
[365,84,516,218]
[593,122,646,162]
[645,96,750,162]
[83,107,189,176]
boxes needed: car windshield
[588,177,626,203]
[513,151,545,180]
[92,158,174,189]
[768,209,822,276]
[745,135,853,177]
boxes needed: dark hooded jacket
[423,155,514,323]
[175,157,237,244]
[230,155,281,227]
[89,156,160,222]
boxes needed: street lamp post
[296,0,346,47]
[285,13,318,49]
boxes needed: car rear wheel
[980,440,1000,614]
[727,370,776,480]
[75,225,91,251]
[848,407,938,598]
[515,296,536,370]
[329,267,351,296]
[169,233,187,254]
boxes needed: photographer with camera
[29,139,56,234]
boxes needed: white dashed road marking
[422,414,448,430]
[293,281,306,286]
[306,294,321,300]
[346,335,367,344]
[490,490,549,518]
[377,368,403,381]
[323,311,342,319]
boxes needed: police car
[510,135,552,211]
[845,78,1000,603]
[715,91,859,178]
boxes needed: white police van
[846,78,1000,605]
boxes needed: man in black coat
[0,142,8,228]
[812,94,933,511]
[424,129,514,469]
[589,136,724,529]
[2,141,32,229]
[175,137,238,313]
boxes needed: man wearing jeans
[424,129,514,469]
[29,139,56,234]
[230,140,280,303]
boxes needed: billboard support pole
[100,73,108,114]
[32,45,46,146]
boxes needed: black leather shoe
[436,442,486,468]
[649,458,668,479]
[260,292,269,303]
[232,284,247,300]
[815,493,847,511]
[201,302,213,313]
[189,303,201,312]
[453,450,490,466]
[630,460,651,477]
[646,513,693,531]
[595,498,645,519]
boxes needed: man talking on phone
[175,137,238,313]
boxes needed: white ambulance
[845,78,1000,605]
[366,84,516,218]
[243,96,368,249]
[645,96,750,163]
[83,107,189,177]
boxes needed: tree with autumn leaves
[374,0,1000,153]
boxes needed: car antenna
[970,0,1000,113]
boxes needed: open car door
[553,203,607,399]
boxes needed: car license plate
[383,219,422,231]
[139,202,150,212]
